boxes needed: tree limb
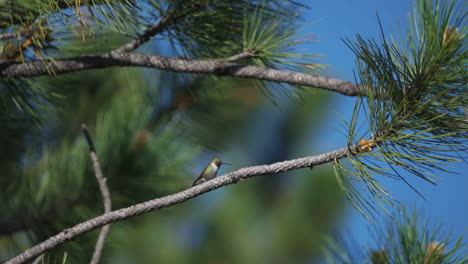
[0,52,359,96]
[0,26,34,40]
[111,4,201,54]
[81,124,112,264]
[5,146,351,264]
[0,3,359,97]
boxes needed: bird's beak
[222,162,232,165]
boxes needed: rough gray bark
[82,124,112,264]
[0,52,359,96]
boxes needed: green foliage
[0,67,204,261]
[240,7,322,71]
[237,7,325,100]
[170,1,305,57]
[1,0,466,263]
[0,0,138,29]
[335,0,467,219]
[323,209,467,264]
[0,63,340,263]
[0,0,322,114]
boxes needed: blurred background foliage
[0,0,466,263]
[0,2,344,262]
[0,53,344,262]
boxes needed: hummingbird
[192,158,231,186]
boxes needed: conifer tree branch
[5,146,353,264]
[30,255,43,264]
[0,0,68,27]
[0,0,114,27]
[0,26,34,40]
[226,50,255,62]
[0,52,358,96]
[0,31,22,40]
[112,3,206,54]
[112,18,170,54]
[0,0,80,9]
[81,124,112,264]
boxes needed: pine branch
[226,50,255,61]
[334,0,468,217]
[323,208,467,263]
[0,0,116,27]
[81,124,112,264]
[112,18,171,54]
[0,25,35,40]
[0,0,67,27]
[0,52,358,96]
[30,255,43,264]
[0,0,79,9]
[5,146,352,264]
[112,4,207,54]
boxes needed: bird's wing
[192,173,204,186]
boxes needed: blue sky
[300,0,467,251]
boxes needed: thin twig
[0,27,32,40]
[112,3,208,54]
[31,255,43,264]
[112,12,174,54]
[0,52,359,96]
[0,0,104,27]
[226,50,255,62]
[5,146,351,264]
[0,31,21,40]
[81,124,112,264]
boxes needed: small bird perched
[192,158,231,186]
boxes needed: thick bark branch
[0,52,359,96]
[5,146,350,264]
